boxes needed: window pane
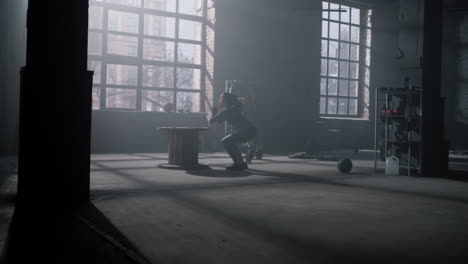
[179,0,203,16]
[365,47,371,66]
[87,60,102,84]
[338,98,348,115]
[329,41,338,58]
[107,34,138,56]
[328,78,337,96]
[206,50,214,76]
[177,92,200,112]
[340,5,350,23]
[321,39,328,57]
[339,79,348,96]
[143,39,175,61]
[350,44,359,61]
[340,42,349,59]
[329,3,340,21]
[178,43,202,64]
[92,87,101,110]
[349,80,358,97]
[320,4,366,117]
[142,65,174,87]
[340,24,350,41]
[351,8,360,25]
[177,68,201,89]
[349,98,358,115]
[351,26,360,43]
[328,60,338,77]
[364,65,370,87]
[366,9,372,28]
[320,78,327,95]
[350,62,359,79]
[89,6,103,29]
[88,32,102,55]
[106,88,137,109]
[329,22,339,39]
[179,20,203,41]
[322,2,329,19]
[141,90,174,112]
[207,25,215,51]
[108,10,139,34]
[320,97,326,114]
[339,61,349,78]
[321,59,328,76]
[322,20,328,38]
[144,14,175,38]
[144,0,176,12]
[327,97,337,114]
[366,28,372,47]
[106,0,141,7]
[106,64,138,85]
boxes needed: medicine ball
[337,158,353,173]
[163,102,174,112]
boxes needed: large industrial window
[320,1,372,118]
[87,0,216,112]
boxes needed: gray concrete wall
[0,0,461,154]
[212,0,318,153]
[91,111,212,153]
[320,1,400,151]
[397,0,424,86]
[213,0,400,153]
[441,5,468,149]
[0,0,407,155]
[90,0,318,154]
[88,0,402,154]
[0,0,28,156]
[0,0,404,155]
[395,0,468,149]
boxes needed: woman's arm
[209,107,227,124]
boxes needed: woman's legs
[221,128,257,169]
[221,134,244,165]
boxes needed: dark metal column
[3,1,93,262]
[421,0,447,177]
[17,0,92,211]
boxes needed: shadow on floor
[0,202,151,264]
[186,168,253,178]
[90,155,468,205]
[445,170,468,182]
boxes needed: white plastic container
[385,156,399,176]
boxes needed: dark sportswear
[209,106,257,165]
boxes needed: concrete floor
[90,152,468,264]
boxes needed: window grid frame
[88,0,208,112]
[320,1,368,118]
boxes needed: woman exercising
[209,93,257,171]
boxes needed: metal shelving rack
[374,86,423,177]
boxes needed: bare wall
[213,0,400,153]
[442,6,468,149]
[0,0,28,156]
[90,0,401,154]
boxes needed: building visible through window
[87,0,215,112]
[320,1,372,118]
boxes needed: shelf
[374,86,422,177]
[380,116,422,119]
[384,141,421,144]
[377,88,422,94]
[377,91,422,96]
[385,115,405,118]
